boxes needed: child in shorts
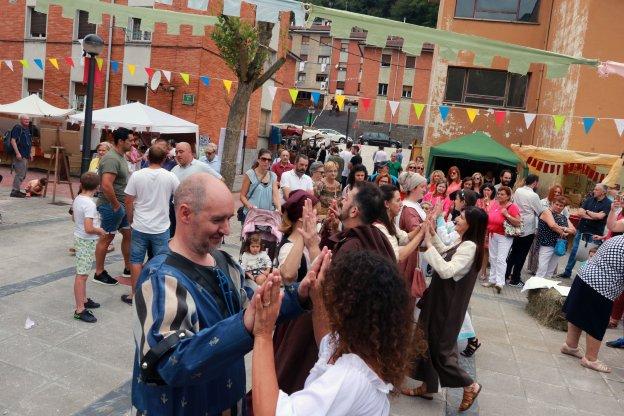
[25,178,47,197]
[71,172,106,323]
[240,234,272,286]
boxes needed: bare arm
[396,226,425,262]
[540,209,564,234]
[239,175,253,209]
[282,187,291,200]
[100,173,120,209]
[83,218,105,237]
[607,201,624,233]
[272,178,281,211]
[125,195,135,225]
[10,137,21,159]
[278,237,305,284]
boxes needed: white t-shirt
[339,150,352,177]
[124,167,180,234]
[280,170,314,195]
[72,195,100,240]
[171,159,222,181]
[373,150,388,164]
[276,334,392,416]
[240,251,272,277]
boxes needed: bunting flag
[187,0,208,11]
[33,58,44,70]
[311,91,320,105]
[413,103,425,119]
[180,72,190,85]
[553,115,566,132]
[615,119,624,137]
[162,70,171,83]
[360,97,372,111]
[388,100,399,117]
[64,57,74,67]
[200,75,210,86]
[494,110,506,126]
[127,64,136,75]
[524,113,536,129]
[96,57,104,71]
[299,61,305,72]
[582,117,596,134]
[223,79,233,94]
[48,58,59,70]
[111,60,119,73]
[439,105,450,122]
[4,60,13,71]
[19,59,29,69]
[267,85,277,101]
[335,94,345,111]
[289,88,299,104]
[466,108,478,123]
[145,67,155,78]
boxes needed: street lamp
[80,33,105,174]
[307,105,315,127]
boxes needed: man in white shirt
[123,145,180,305]
[339,143,354,187]
[506,174,545,287]
[198,142,221,173]
[281,154,313,200]
[372,145,388,173]
[172,142,222,181]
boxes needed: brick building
[0,0,296,162]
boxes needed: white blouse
[422,234,476,282]
[373,222,409,261]
[276,335,392,416]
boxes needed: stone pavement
[0,187,623,415]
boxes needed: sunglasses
[259,157,272,162]
[408,166,417,170]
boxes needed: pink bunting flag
[494,110,506,126]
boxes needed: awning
[603,158,624,187]
[0,94,74,118]
[510,145,620,167]
[428,132,522,170]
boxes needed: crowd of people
[7,125,624,415]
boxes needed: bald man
[171,142,222,182]
[131,173,309,416]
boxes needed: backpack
[3,125,23,156]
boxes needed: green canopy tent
[426,132,523,177]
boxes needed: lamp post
[80,33,105,174]
[307,105,315,127]
[345,103,352,143]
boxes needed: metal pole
[345,106,351,142]
[80,55,97,174]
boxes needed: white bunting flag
[162,70,171,83]
[388,101,400,116]
[187,0,208,11]
[299,61,305,72]
[615,119,624,137]
[4,60,13,71]
[524,113,537,129]
[267,85,277,101]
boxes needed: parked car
[357,132,401,148]
[317,128,349,144]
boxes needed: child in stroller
[240,233,272,285]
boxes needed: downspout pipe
[104,0,115,108]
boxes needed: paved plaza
[0,177,623,415]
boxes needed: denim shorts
[97,203,130,233]
[130,229,170,264]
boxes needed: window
[26,79,43,98]
[444,67,529,109]
[402,86,412,99]
[298,91,312,100]
[381,54,392,67]
[340,41,348,52]
[300,54,308,62]
[27,7,47,38]
[127,18,151,42]
[405,56,416,69]
[318,56,330,64]
[73,82,87,110]
[301,35,310,45]
[297,73,306,82]
[455,0,540,23]
[378,83,388,96]
[76,10,96,40]
[126,85,146,104]
[320,36,331,45]
[316,74,328,82]
[336,81,345,90]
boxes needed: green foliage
[308,0,438,27]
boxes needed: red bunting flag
[64,56,74,67]
[494,110,506,126]
[360,97,372,111]
[600,174,606,182]
[145,67,154,78]
[593,171,599,181]
[83,57,103,87]
[563,164,569,175]
[531,158,538,168]
[549,164,555,174]
[543,163,549,173]
[556,165,561,175]
[536,161,544,171]
[526,157,534,165]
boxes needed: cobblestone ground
[0,178,622,415]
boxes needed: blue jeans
[130,229,170,264]
[563,232,600,276]
[97,203,129,233]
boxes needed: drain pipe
[103,0,115,108]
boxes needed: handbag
[411,267,427,299]
[503,219,523,237]
[554,237,567,256]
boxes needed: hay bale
[526,288,568,331]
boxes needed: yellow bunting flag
[552,115,566,132]
[288,88,299,104]
[127,64,136,75]
[180,72,190,85]
[335,94,346,111]
[466,108,478,123]
[48,58,59,70]
[223,79,232,94]
[96,58,104,71]
[19,59,29,69]
[413,103,425,119]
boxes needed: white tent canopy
[69,102,198,134]
[0,94,74,118]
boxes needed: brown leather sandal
[401,384,433,400]
[459,383,482,412]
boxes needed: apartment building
[424,0,624,156]
[289,24,433,143]
[0,0,294,155]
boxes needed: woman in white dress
[251,249,414,416]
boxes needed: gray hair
[309,161,324,174]
[596,183,608,192]
[174,173,209,214]
[205,143,218,153]
[18,114,29,121]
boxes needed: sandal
[607,319,618,329]
[461,338,481,357]
[459,383,482,412]
[401,384,433,400]
[560,343,584,359]
[580,357,611,373]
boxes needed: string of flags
[525,157,608,183]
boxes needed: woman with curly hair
[342,164,368,197]
[314,160,342,217]
[252,249,413,416]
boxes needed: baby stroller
[240,208,283,261]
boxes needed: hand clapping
[246,271,283,338]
